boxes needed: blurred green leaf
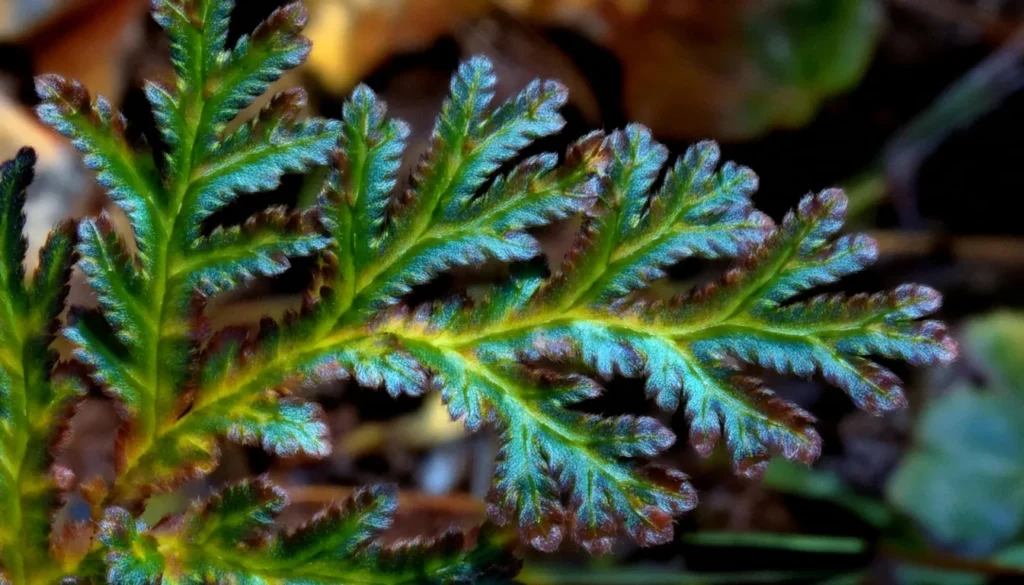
[963,312,1024,392]
[894,543,1024,585]
[740,0,882,134]
[616,0,882,140]
[888,312,1024,553]
[814,574,864,585]
[894,565,988,585]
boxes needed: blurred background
[4,0,1024,583]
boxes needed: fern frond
[100,480,517,584]
[37,0,339,499]
[124,65,604,500]
[0,149,83,584]
[337,58,586,321]
[37,0,954,565]
[180,60,955,554]
[179,207,330,299]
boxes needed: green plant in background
[0,0,955,583]
[890,312,1024,554]
[742,0,882,135]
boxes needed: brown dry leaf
[304,0,649,93]
[306,0,489,93]
[305,0,879,140]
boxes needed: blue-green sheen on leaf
[151,0,231,94]
[77,215,150,349]
[35,77,164,265]
[37,0,340,501]
[595,133,771,302]
[320,84,409,289]
[0,149,82,585]
[341,131,607,323]
[173,207,331,300]
[100,508,166,584]
[193,2,312,155]
[34,3,957,569]
[185,55,955,554]
[180,116,340,243]
[337,58,581,323]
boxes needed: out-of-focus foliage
[741,0,882,135]
[0,0,83,39]
[889,312,1024,553]
[304,0,880,140]
[302,0,648,94]
[757,310,1024,581]
[615,0,881,140]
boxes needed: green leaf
[961,311,1024,392]
[174,207,331,300]
[37,0,953,567]
[763,460,892,530]
[320,84,409,304]
[35,76,164,266]
[0,149,82,585]
[339,58,581,322]
[180,116,339,244]
[100,508,165,584]
[100,480,518,585]
[0,149,32,316]
[740,0,882,137]
[552,127,770,306]
[194,2,312,155]
[37,0,340,499]
[190,57,954,554]
[76,215,150,348]
[889,312,1024,554]
[682,532,866,554]
[184,478,286,545]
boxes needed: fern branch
[186,69,955,553]
[100,480,518,584]
[131,60,606,490]
[37,0,339,500]
[0,149,83,585]
[38,0,954,563]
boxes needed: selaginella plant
[0,0,957,583]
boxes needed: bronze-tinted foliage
[0,0,955,582]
